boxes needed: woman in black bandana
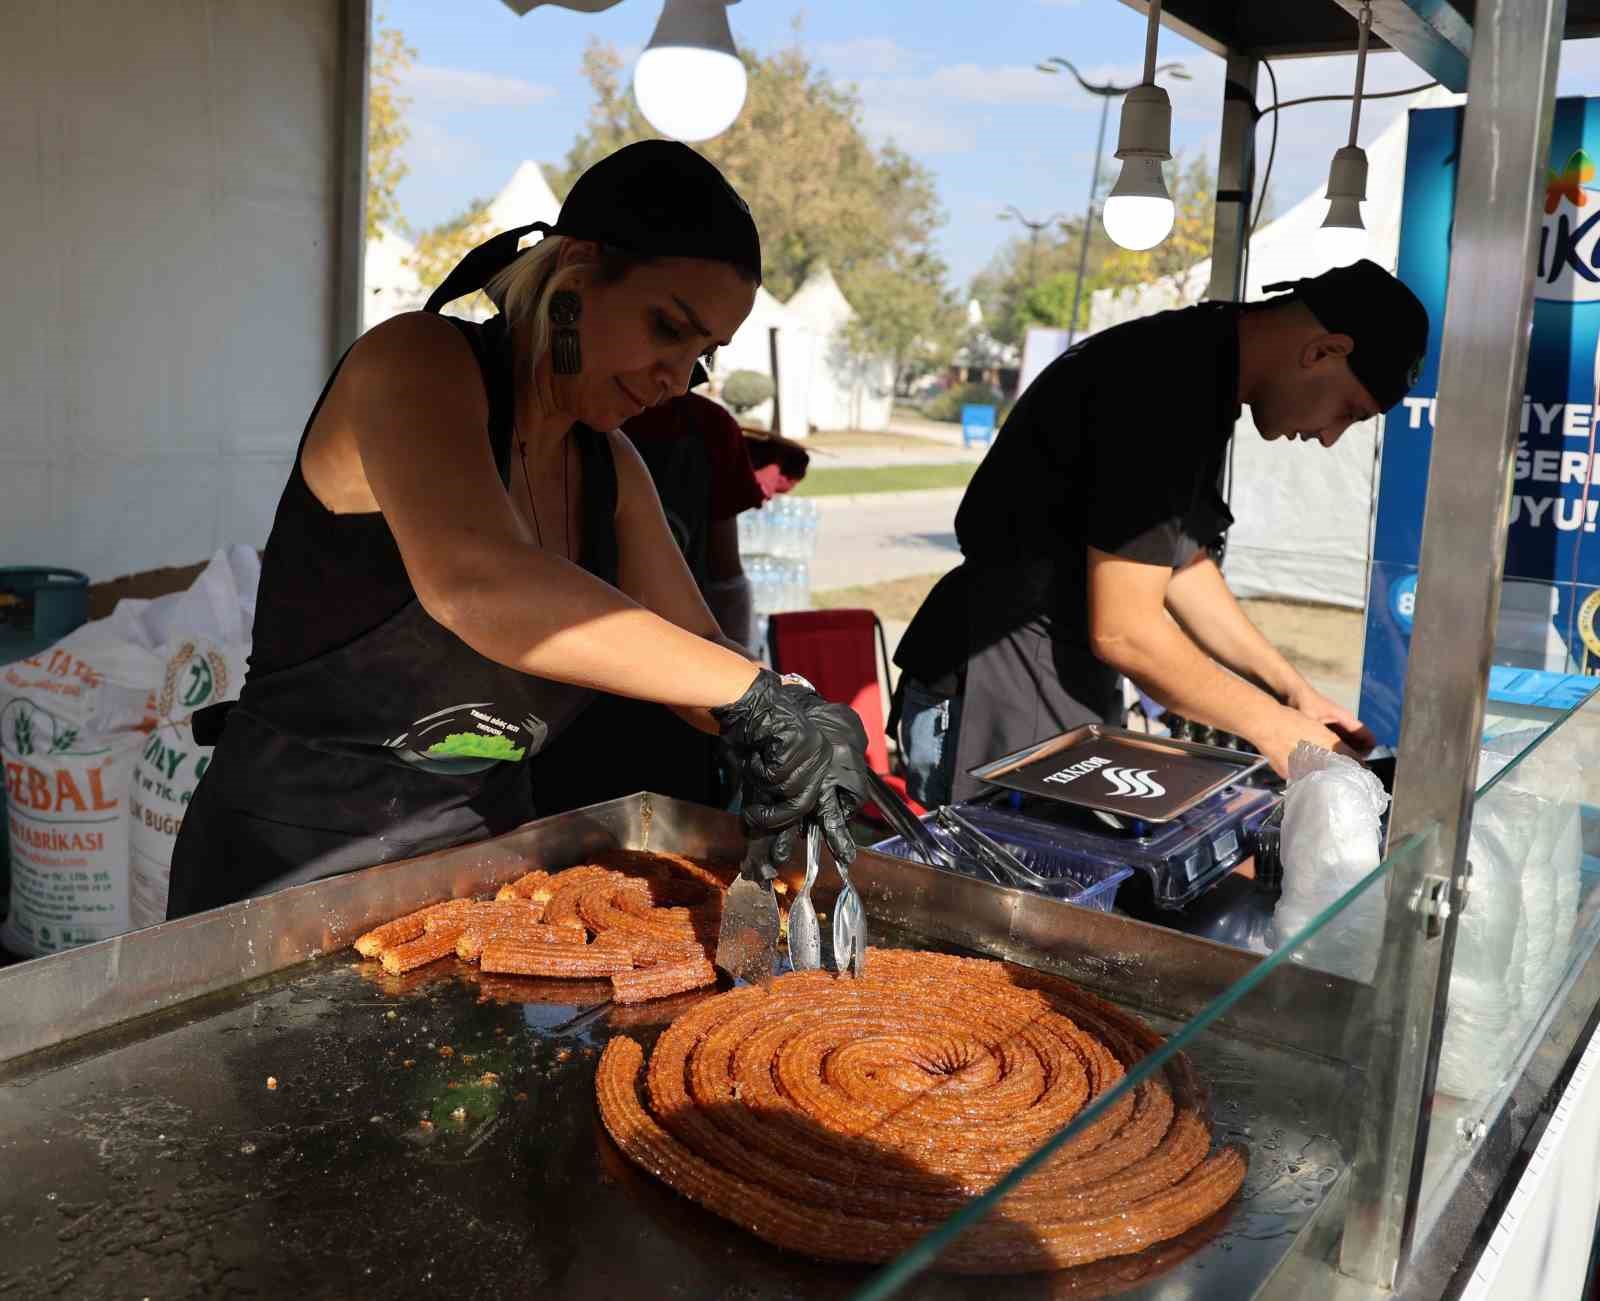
[165,142,867,917]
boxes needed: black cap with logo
[1261,259,1429,412]
[425,139,762,316]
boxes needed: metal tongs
[933,806,1059,892]
[788,824,823,972]
[789,821,866,977]
[864,770,956,871]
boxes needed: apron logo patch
[387,703,543,772]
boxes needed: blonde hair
[484,235,655,367]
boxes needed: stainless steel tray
[0,793,1356,1300]
[968,723,1269,823]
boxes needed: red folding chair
[766,608,926,823]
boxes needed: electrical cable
[1259,81,1439,118]
[1249,58,1281,242]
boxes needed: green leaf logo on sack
[11,705,34,756]
[157,642,230,721]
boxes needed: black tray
[967,724,1268,824]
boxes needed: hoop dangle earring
[549,290,582,375]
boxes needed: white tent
[362,224,424,333]
[485,159,561,235]
[713,286,811,433]
[1083,87,1462,609]
[784,264,894,432]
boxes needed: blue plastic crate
[870,811,1134,911]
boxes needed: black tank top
[163,307,619,915]
[249,314,616,676]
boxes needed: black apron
[165,225,616,917]
[946,559,1119,804]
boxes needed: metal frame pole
[334,0,373,359]
[1339,0,1568,1285]
[1206,52,1258,304]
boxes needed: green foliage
[367,18,415,242]
[407,198,496,316]
[553,32,959,383]
[1015,272,1088,332]
[925,382,1003,424]
[721,370,774,414]
[970,154,1216,345]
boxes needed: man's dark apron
[165,223,615,917]
[945,559,1120,804]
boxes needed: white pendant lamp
[1319,2,1373,264]
[1104,1,1176,251]
[633,0,747,143]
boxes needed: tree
[722,370,774,414]
[1014,272,1086,333]
[554,36,956,379]
[407,198,497,316]
[367,19,415,242]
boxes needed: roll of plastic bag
[1271,744,1391,983]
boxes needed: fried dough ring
[596,950,1246,1274]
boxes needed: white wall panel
[0,0,352,580]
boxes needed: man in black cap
[894,259,1429,804]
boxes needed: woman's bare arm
[322,312,759,710]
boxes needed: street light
[1038,56,1189,344]
[997,205,1070,288]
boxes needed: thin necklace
[514,422,571,560]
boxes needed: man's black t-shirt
[896,301,1242,694]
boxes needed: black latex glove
[803,699,870,867]
[712,671,870,871]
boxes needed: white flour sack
[128,547,258,928]
[1,606,162,956]
[1,546,259,955]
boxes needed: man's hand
[1249,704,1360,779]
[1286,683,1376,754]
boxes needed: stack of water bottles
[737,496,819,660]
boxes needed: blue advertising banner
[1360,99,1600,745]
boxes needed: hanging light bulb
[1319,2,1373,264]
[1104,3,1175,251]
[633,0,747,143]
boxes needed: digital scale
[874,725,1281,912]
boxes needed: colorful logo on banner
[1359,100,1600,746]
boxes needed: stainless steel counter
[0,793,1587,1299]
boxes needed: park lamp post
[997,205,1070,289]
[1037,57,1189,344]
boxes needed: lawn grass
[793,463,978,497]
[804,427,963,456]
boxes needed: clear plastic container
[961,782,1281,909]
[870,808,1135,911]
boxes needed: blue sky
[384,1,1600,294]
